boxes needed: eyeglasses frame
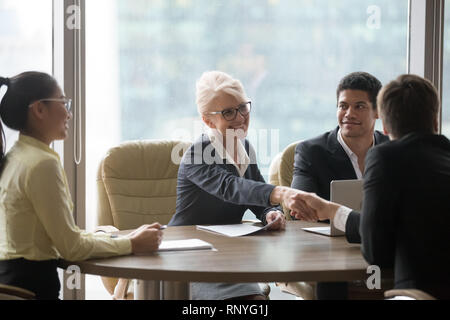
[29,98,72,112]
[206,101,252,121]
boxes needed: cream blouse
[0,134,131,261]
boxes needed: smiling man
[292,72,388,201]
[291,72,389,299]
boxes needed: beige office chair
[269,141,316,300]
[96,140,192,299]
[268,152,282,187]
[0,284,36,300]
[385,289,437,300]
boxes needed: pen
[111,225,166,239]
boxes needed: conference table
[59,221,373,300]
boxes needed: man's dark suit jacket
[291,126,389,200]
[291,126,388,299]
[345,133,450,299]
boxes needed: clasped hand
[284,191,340,222]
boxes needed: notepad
[197,217,280,237]
[158,239,214,252]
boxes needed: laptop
[302,179,363,237]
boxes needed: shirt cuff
[333,206,352,232]
[114,237,133,255]
[94,232,133,255]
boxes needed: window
[85,0,409,232]
[0,0,53,151]
[85,0,408,299]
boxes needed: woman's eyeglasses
[207,101,252,121]
[30,98,72,112]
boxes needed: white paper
[197,217,280,237]
[158,239,214,252]
[302,227,330,233]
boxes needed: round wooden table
[59,221,370,299]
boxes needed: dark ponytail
[0,77,10,174]
[0,72,58,176]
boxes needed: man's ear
[381,122,394,140]
[379,116,389,136]
[202,115,216,129]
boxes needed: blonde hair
[196,71,248,115]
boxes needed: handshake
[270,186,341,222]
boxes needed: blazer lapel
[326,127,357,180]
[203,133,241,177]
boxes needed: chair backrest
[278,141,301,187]
[268,141,301,219]
[268,152,282,186]
[269,141,301,187]
[97,140,192,230]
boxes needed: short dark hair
[377,74,439,138]
[336,72,382,110]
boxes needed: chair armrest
[276,282,316,300]
[384,289,436,300]
[0,284,36,300]
[94,225,120,233]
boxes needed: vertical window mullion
[56,0,86,301]
[408,0,445,132]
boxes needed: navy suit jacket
[345,133,450,299]
[291,126,389,201]
[169,134,278,226]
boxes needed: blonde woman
[169,71,316,300]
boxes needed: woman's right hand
[127,223,163,254]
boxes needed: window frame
[408,0,445,132]
[55,0,86,300]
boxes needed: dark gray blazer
[346,133,450,299]
[291,126,389,200]
[169,134,278,226]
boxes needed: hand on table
[127,223,164,254]
[265,211,286,230]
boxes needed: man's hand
[270,186,319,221]
[265,211,286,230]
[289,192,341,222]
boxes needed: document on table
[197,217,280,237]
[158,239,214,252]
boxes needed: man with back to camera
[291,74,450,300]
[291,72,389,299]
